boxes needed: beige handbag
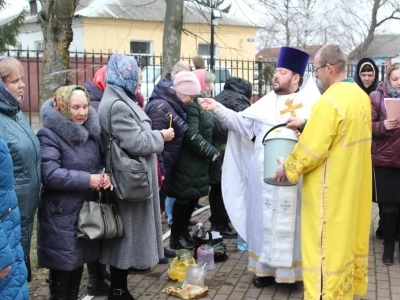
[77,189,123,240]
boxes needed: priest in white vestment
[199,47,321,288]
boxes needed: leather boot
[214,224,238,239]
[67,266,83,300]
[170,236,193,250]
[164,247,176,258]
[171,202,193,249]
[182,199,197,243]
[382,213,398,265]
[48,269,69,300]
[109,266,135,300]
[87,260,111,296]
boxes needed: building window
[130,41,153,67]
[34,40,44,51]
[198,43,218,58]
[130,41,151,55]
[16,42,22,50]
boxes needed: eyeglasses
[312,64,328,74]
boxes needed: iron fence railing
[0,49,386,126]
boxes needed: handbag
[77,189,123,240]
[105,100,153,202]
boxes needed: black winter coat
[36,99,102,271]
[145,79,187,183]
[209,77,252,184]
[84,79,104,111]
[168,100,221,199]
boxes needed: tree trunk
[162,0,184,78]
[38,0,79,107]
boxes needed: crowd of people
[0,45,399,299]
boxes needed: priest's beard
[273,80,292,95]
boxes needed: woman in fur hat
[36,85,112,299]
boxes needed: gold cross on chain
[280,99,303,117]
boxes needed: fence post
[258,55,263,99]
[381,62,386,81]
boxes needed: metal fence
[0,49,387,126]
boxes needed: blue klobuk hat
[276,47,310,77]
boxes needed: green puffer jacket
[0,101,41,257]
[168,100,221,199]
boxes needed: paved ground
[27,114,399,300]
[85,203,399,300]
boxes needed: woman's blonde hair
[0,57,24,80]
[386,63,400,83]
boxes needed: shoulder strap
[106,100,136,173]
[107,99,136,138]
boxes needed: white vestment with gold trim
[218,78,320,282]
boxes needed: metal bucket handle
[262,123,288,144]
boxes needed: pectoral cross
[280,200,291,211]
[266,199,272,209]
[280,99,303,117]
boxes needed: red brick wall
[19,56,110,112]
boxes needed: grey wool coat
[98,84,165,269]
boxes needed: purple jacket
[36,99,102,271]
[370,81,400,167]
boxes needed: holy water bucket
[262,123,298,186]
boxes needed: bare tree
[162,0,184,78]
[331,0,400,58]
[257,0,326,49]
[162,0,183,77]
[256,23,280,51]
[38,0,79,106]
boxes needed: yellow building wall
[82,18,258,61]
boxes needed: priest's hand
[286,117,306,131]
[198,98,217,111]
[274,157,288,183]
[384,118,399,131]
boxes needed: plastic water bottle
[194,221,206,239]
[237,234,248,251]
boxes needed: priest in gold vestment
[275,45,372,299]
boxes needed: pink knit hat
[192,69,208,91]
[173,71,201,95]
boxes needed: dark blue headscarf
[105,53,139,100]
[0,56,23,108]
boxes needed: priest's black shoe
[252,276,275,288]
[164,247,176,258]
[170,236,193,250]
[127,266,150,273]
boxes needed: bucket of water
[262,123,297,186]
